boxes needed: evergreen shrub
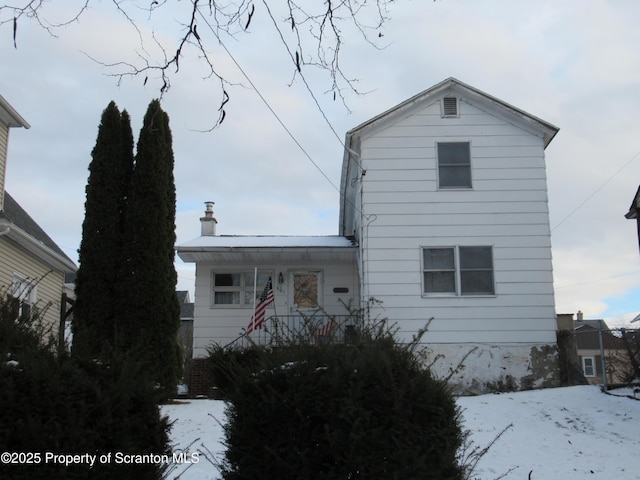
[0,290,171,480]
[218,329,465,480]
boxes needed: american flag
[317,318,333,337]
[247,277,274,333]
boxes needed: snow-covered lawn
[162,385,640,480]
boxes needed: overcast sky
[2,0,639,327]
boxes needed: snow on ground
[162,399,227,480]
[162,385,640,480]
[457,385,639,479]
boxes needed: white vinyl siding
[193,261,359,356]
[357,98,556,345]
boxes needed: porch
[226,313,363,349]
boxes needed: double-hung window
[211,271,270,307]
[422,246,494,296]
[582,356,596,377]
[12,274,36,317]
[437,142,472,189]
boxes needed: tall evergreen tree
[118,99,182,395]
[73,102,134,358]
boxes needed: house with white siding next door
[177,78,561,393]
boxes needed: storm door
[289,271,322,335]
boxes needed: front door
[289,271,322,334]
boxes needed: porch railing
[226,314,363,350]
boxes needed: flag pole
[271,270,278,318]
[252,267,258,337]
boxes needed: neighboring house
[177,290,195,363]
[625,185,640,253]
[0,94,77,338]
[177,78,561,393]
[573,315,626,385]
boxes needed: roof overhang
[345,77,559,148]
[625,186,640,219]
[177,236,357,264]
[0,219,77,273]
[0,95,30,128]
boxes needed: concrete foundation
[422,343,561,395]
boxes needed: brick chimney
[200,201,217,236]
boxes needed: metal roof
[179,235,355,249]
[176,235,357,264]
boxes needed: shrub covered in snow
[217,330,465,479]
[0,290,171,479]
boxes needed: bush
[207,344,262,398]
[219,331,465,480]
[0,290,171,480]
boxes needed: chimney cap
[201,201,217,236]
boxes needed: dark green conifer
[118,99,182,395]
[73,102,134,358]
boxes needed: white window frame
[437,141,473,190]
[582,356,596,377]
[210,270,270,308]
[421,246,495,297]
[12,273,37,317]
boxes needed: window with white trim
[12,274,37,317]
[582,356,596,377]
[422,246,494,296]
[211,271,270,306]
[437,142,472,189]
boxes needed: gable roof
[0,191,76,273]
[0,94,30,128]
[346,77,559,147]
[625,185,640,219]
[574,319,611,332]
[339,77,560,236]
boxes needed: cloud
[2,0,640,316]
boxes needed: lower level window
[212,271,270,306]
[582,356,596,377]
[422,246,494,296]
[12,274,36,317]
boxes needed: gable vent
[442,97,458,117]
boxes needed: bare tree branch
[2,0,395,126]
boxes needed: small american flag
[317,318,333,337]
[247,277,274,333]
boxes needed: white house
[177,78,561,393]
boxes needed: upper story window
[211,271,270,307]
[437,142,472,189]
[422,246,495,296]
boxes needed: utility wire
[198,9,342,196]
[261,0,347,150]
[551,149,640,232]
[555,270,640,289]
